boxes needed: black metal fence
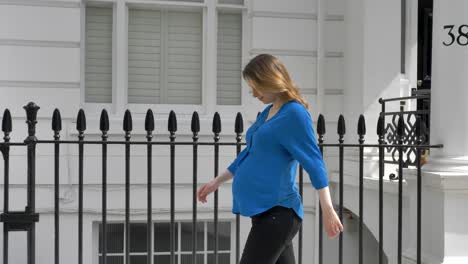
[380,91,431,169]
[1,102,442,264]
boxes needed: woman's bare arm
[318,186,343,238]
[214,169,234,185]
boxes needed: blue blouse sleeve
[278,109,329,190]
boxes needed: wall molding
[0,0,81,8]
[325,51,344,58]
[249,11,344,22]
[325,89,344,95]
[250,11,317,20]
[250,49,344,58]
[0,39,80,48]
[325,14,344,21]
[250,48,317,57]
[0,80,80,89]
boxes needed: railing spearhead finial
[100,109,109,132]
[337,114,346,136]
[123,109,133,133]
[145,109,154,133]
[212,112,221,134]
[235,112,244,134]
[317,114,326,136]
[377,115,385,136]
[191,111,200,133]
[168,110,177,133]
[357,114,366,136]
[76,109,87,132]
[52,109,62,132]
[2,109,12,134]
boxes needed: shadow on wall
[322,208,389,264]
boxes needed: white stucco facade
[1,0,467,263]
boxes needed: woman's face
[248,85,278,104]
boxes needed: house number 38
[443,25,468,46]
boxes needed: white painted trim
[216,4,246,10]
[250,48,317,57]
[249,11,317,20]
[251,49,343,58]
[114,1,128,116]
[111,2,118,113]
[325,14,344,21]
[124,0,206,8]
[405,168,468,193]
[80,1,86,108]
[324,89,344,95]
[316,0,325,118]
[0,0,81,8]
[325,51,344,58]
[206,0,217,114]
[0,80,80,88]
[0,39,80,48]
[241,0,250,107]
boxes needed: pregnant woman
[197,54,343,264]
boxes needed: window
[217,11,242,105]
[128,9,203,105]
[85,6,113,103]
[83,1,245,110]
[98,221,232,264]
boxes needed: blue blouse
[227,100,329,220]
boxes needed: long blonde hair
[242,54,309,109]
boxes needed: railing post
[24,102,40,264]
[1,109,12,264]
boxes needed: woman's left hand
[322,207,343,239]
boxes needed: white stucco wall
[0,0,437,263]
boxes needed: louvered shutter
[166,11,202,105]
[128,9,162,104]
[217,12,242,105]
[85,6,113,103]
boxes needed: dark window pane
[130,223,148,253]
[181,253,204,264]
[155,223,178,252]
[131,255,148,264]
[207,222,231,251]
[181,222,204,251]
[99,256,124,264]
[154,254,178,264]
[207,253,230,264]
[99,223,124,253]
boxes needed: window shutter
[128,9,162,104]
[217,12,242,105]
[166,11,202,105]
[85,6,113,103]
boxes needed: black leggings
[240,206,302,264]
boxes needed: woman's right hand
[323,207,344,239]
[197,179,220,203]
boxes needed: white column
[427,0,468,166]
[404,1,468,263]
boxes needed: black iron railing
[379,90,431,169]
[1,102,442,264]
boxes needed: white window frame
[93,219,235,264]
[81,0,250,120]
